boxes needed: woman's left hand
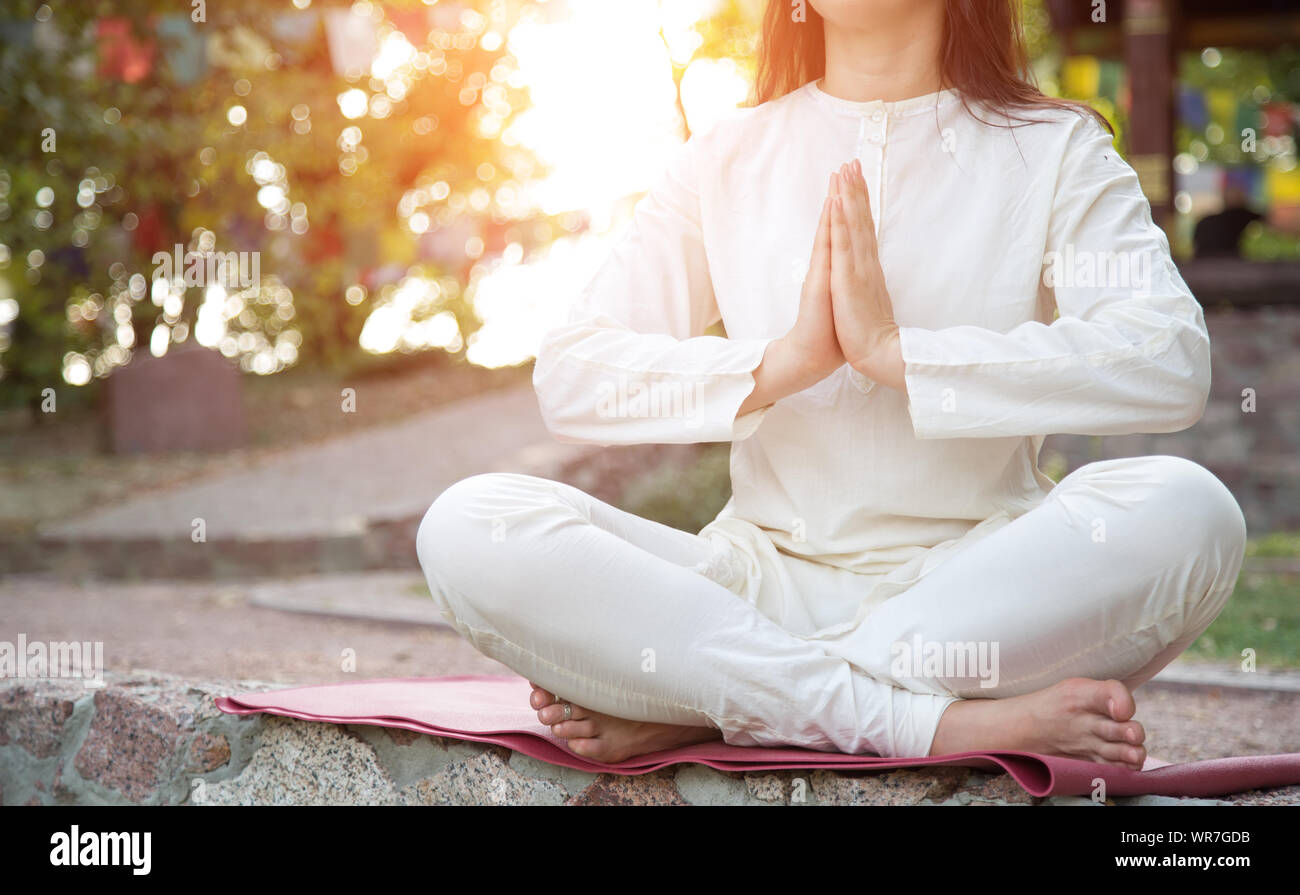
[829,159,907,393]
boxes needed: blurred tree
[0,0,556,417]
[658,0,760,139]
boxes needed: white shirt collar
[800,78,962,118]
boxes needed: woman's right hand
[783,180,846,381]
[736,179,846,417]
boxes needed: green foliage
[1245,531,1300,559]
[0,0,550,412]
[618,442,733,534]
[1188,532,1300,667]
[1188,571,1300,668]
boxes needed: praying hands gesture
[828,159,904,391]
[737,159,905,417]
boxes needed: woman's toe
[1094,717,1144,745]
[540,701,590,725]
[1095,738,1145,768]
[566,738,602,759]
[551,719,597,739]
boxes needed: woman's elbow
[531,353,608,445]
[1171,373,1210,431]
[531,358,576,441]
[1161,337,1212,432]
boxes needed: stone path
[36,383,592,540]
[245,571,451,626]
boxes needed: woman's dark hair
[749,0,1113,133]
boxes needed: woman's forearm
[737,336,838,417]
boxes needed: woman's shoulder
[687,86,806,170]
[956,95,1109,143]
[953,95,1120,183]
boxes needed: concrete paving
[36,384,592,540]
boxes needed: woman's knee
[1145,455,1247,561]
[418,473,531,568]
[1113,456,1247,630]
[1066,454,1246,559]
[415,472,567,617]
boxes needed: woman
[416,0,1246,769]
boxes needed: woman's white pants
[415,454,1246,758]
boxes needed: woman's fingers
[832,167,863,276]
[852,159,875,223]
[805,198,830,299]
[842,161,875,262]
[817,178,833,251]
[830,176,852,271]
[809,189,831,283]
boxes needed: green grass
[1185,569,1300,668]
[617,443,733,535]
[1186,530,1300,669]
[1244,531,1300,559]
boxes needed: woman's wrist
[770,335,840,391]
[737,336,838,417]
[846,326,906,393]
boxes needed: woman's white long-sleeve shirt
[531,80,1211,576]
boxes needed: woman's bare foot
[929,677,1147,770]
[527,682,721,763]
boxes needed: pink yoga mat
[215,675,1300,799]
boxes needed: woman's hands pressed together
[828,158,906,393]
[736,158,906,418]
[735,178,844,416]
[782,180,845,382]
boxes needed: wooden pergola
[1046,0,1300,306]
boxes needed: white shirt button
[871,110,883,122]
[869,133,883,145]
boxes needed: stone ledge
[0,672,1256,806]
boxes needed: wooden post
[1124,0,1175,230]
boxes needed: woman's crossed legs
[415,455,1246,768]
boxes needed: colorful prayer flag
[1266,162,1300,204]
[1097,60,1122,103]
[270,10,321,64]
[156,14,206,86]
[1061,56,1100,98]
[1262,103,1294,138]
[98,18,154,83]
[323,9,378,77]
[1205,88,1236,134]
[1177,86,1208,129]
[387,9,429,46]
